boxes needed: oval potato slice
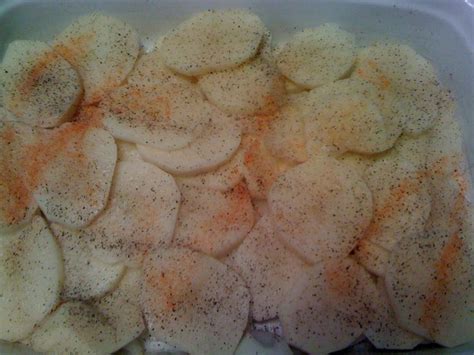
[142,247,250,355]
[275,23,356,89]
[268,155,373,264]
[0,216,63,342]
[54,13,140,104]
[160,9,266,75]
[1,40,82,127]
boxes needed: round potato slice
[268,155,373,264]
[1,40,82,127]
[0,216,63,342]
[173,182,254,257]
[84,161,180,266]
[31,124,117,229]
[275,23,356,89]
[142,247,250,355]
[226,215,308,321]
[198,57,285,116]
[51,223,125,300]
[54,13,140,104]
[137,108,241,176]
[160,9,266,75]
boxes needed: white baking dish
[0,0,472,353]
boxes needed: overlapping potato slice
[84,161,180,266]
[160,9,266,75]
[268,155,372,264]
[0,216,63,342]
[226,215,308,321]
[0,121,39,233]
[353,42,444,135]
[173,182,254,257]
[198,57,285,116]
[353,239,389,276]
[275,24,356,89]
[142,247,250,355]
[365,278,423,349]
[54,13,140,104]
[278,258,375,353]
[385,222,474,347]
[1,40,82,127]
[31,123,117,229]
[138,107,241,175]
[51,223,125,300]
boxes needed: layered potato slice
[1,40,82,127]
[142,247,250,355]
[54,13,140,104]
[160,9,266,75]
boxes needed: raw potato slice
[31,124,117,229]
[268,156,372,264]
[138,109,241,176]
[29,301,116,354]
[142,247,251,355]
[1,40,82,127]
[177,148,244,192]
[85,161,180,266]
[226,215,308,321]
[0,216,63,341]
[385,225,474,347]
[0,121,39,233]
[198,57,285,116]
[336,152,374,177]
[276,24,356,89]
[353,239,389,276]
[278,258,375,353]
[54,13,140,104]
[160,9,266,75]
[353,42,444,135]
[303,78,402,155]
[50,223,125,300]
[173,182,254,257]
[365,278,423,349]
[117,140,142,161]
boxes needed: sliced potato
[117,140,142,161]
[85,161,180,266]
[31,124,117,228]
[198,57,285,116]
[276,24,356,89]
[160,9,266,75]
[353,239,389,276]
[54,13,140,104]
[336,152,375,176]
[142,247,250,355]
[137,108,241,176]
[0,121,39,233]
[268,155,373,264]
[226,215,308,321]
[1,40,82,127]
[51,223,125,300]
[173,182,254,257]
[0,216,63,342]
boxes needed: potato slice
[117,140,142,161]
[0,216,63,341]
[50,223,125,300]
[54,13,140,104]
[365,278,423,349]
[278,258,374,353]
[137,108,241,176]
[385,224,474,347]
[173,182,254,257]
[275,24,356,89]
[160,9,266,75]
[198,57,285,116]
[0,121,39,233]
[85,161,180,266]
[268,155,372,264]
[226,215,308,321]
[142,247,250,355]
[31,124,117,228]
[353,239,389,276]
[1,40,82,127]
